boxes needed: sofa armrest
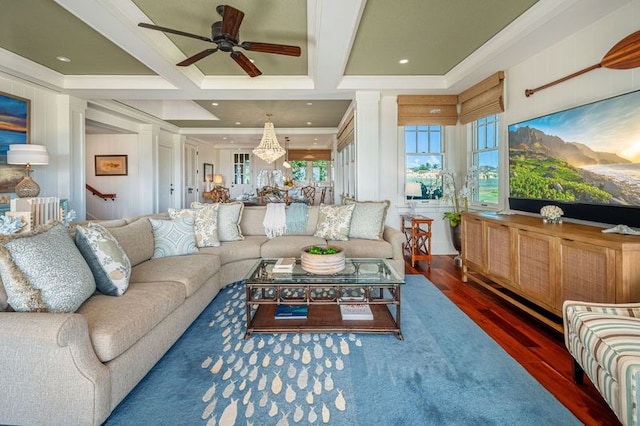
[0,312,111,426]
[383,225,405,279]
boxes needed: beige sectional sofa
[0,204,404,426]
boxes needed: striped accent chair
[563,300,640,426]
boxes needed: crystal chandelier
[253,114,285,163]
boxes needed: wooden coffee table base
[246,303,402,339]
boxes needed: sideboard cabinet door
[516,230,556,310]
[486,223,513,285]
[462,215,485,273]
[558,239,616,310]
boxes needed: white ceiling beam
[55,0,204,90]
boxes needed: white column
[354,91,381,200]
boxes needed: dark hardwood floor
[406,255,620,426]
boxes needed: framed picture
[0,91,30,164]
[95,155,128,176]
[0,91,30,193]
[203,163,214,182]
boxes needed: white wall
[85,134,140,220]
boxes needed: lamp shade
[7,144,49,165]
[405,182,422,197]
[213,174,224,185]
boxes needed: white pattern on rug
[198,285,361,425]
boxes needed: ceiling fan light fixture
[253,115,285,164]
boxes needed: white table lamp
[405,182,422,215]
[213,174,224,187]
[7,144,49,198]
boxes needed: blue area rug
[105,275,579,425]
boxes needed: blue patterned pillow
[0,222,96,313]
[75,223,131,296]
[149,217,198,258]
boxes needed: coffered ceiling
[0,0,627,149]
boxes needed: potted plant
[441,168,476,252]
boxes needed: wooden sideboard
[461,212,640,331]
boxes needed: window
[233,153,251,184]
[405,125,444,199]
[471,115,500,204]
[291,160,329,183]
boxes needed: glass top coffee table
[243,258,405,340]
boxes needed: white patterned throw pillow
[345,199,390,240]
[169,204,220,248]
[149,216,198,258]
[0,222,96,312]
[75,223,131,296]
[192,201,244,242]
[313,204,356,241]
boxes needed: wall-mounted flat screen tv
[508,89,640,227]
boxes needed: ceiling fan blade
[218,5,244,39]
[240,42,301,57]
[177,48,218,66]
[138,22,213,43]
[230,51,262,77]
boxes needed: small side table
[401,214,433,267]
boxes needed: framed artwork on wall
[95,155,128,176]
[0,91,31,193]
[203,163,214,182]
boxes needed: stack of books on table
[272,257,295,273]
[275,304,308,319]
[339,300,373,320]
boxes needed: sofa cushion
[169,205,221,248]
[0,223,96,313]
[149,217,198,258]
[77,281,185,362]
[261,235,328,258]
[329,239,394,259]
[107,218,155,267]
[75,223,131,296]
[314,204,355,241]
[345,199,390,240]
[198,236,266,264]
[240,206,267,236]
[130,254,220,298]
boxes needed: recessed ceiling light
[222,136,227,140]
[306,102,313,106]
[314,138,318,141]
[399,59,409,64]
[211,102,219,106]
[313,142,317,145]
[307,122,312,125]
[56,56,71,62]
[249,59,255,63]
[235,122,241,125]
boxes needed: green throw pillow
[149,216,198,258]
[0,222,96,312]
[313,204,356,241]
[75,223,131,296]
[345,199,390,240]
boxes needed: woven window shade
[458,71,505,124]
[288,150,332,161]
[397,95,458,125]
[337,110,354,153]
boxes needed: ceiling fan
[138,4,301,77]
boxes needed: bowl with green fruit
[301,245,345,274]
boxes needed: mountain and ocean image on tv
[508,89,640,226]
